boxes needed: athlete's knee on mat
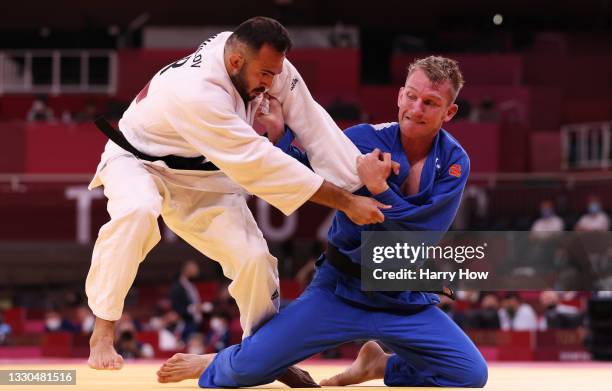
[470,359,488,388]
[451,357,488,388]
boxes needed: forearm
[308,180,353,212]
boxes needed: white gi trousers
[86,143,280,337]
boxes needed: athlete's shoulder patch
[449,164,462,178]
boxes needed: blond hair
[407,56,464,103]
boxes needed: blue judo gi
[198,122,488,388]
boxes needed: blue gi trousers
[199,261,488,388]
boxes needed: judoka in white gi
[86,17,388,373]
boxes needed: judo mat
[1,359,611,391]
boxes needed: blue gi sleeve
[372,154,470,231]
[274,126,312,169]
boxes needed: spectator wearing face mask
[75,305,95,334]
[468,293,501,329]
[158,310,186,351]
[44,309,79,332]
[26,97,54,122]
[538,290,582,330]
[575,196,610,232]
[115,329,155,359]
[498,293,538,331]
[530,200,564,240]
[186,332,206,355]
[205,312,231,353]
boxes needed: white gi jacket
[90,32,362,215]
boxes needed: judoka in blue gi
[156,56,488,388]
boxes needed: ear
[444,103,458,122]
[397,86,404,108]
[228,52,245,74]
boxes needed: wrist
[366,182,389,195]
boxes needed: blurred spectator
[44,309,78,332]
[498,293,538,331]
[115,329,154,359]
[158,310,185,351]
[469,98,499,123]
[328,22,355,48]
[468,293,501,329]
[538,290,582,330]
[186,332,206,355]
[530,200,564,240]
[26,97,54,122]
[60,110,73,124]
[211,281,240,321]
[148,298,172,331]
[74,305,95,334]
[205,312,231,353]
[0,312,11,345]
[74,101,99,122]
[116,312,142,334]
[574,196,610,231]
[455,289,481,310]
[170,260,202,340]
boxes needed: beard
[230,65,250,103]
[230,64,266,103]
[230,65,265,103]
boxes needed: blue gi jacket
[276,122,470,310]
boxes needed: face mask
[589,203,601,214]
[46,318,61,330]
[541,208,554,218]
[210,318,227,333]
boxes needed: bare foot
[88,318,123,370]
[276,365,320,388]
[320,341,390,386]
[157,353,215,383]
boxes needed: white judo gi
[85,32,362,337]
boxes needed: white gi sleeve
[273,60,363,192]
[164,91,324,216]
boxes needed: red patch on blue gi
[449,164,461,177]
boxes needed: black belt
[94,116,219,171]
[325,243,456,300]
